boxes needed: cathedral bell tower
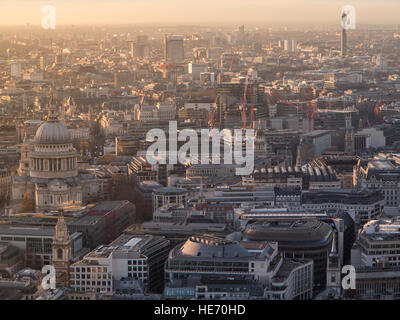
[326,234,341,297]
[52,209,72,288]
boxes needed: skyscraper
[341,12,347,56]
[284,39,292,52]
[131,35,150,59]
[164,35,184,63]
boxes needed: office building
[354,158,400,209]
[164,35,184,63]
[243,218,333,292]
[70,234,170,294]
[351,218,400,268]
[0,222,87,270]
[164,234,313,299]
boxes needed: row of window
[71,280,111,286]
[73,267,108,273]
[71,273,112,280]
[127,260,146,265]
[127,266,147,272]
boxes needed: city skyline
[1,0,400,304]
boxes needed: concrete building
[186,164,239,179]
[164,234,313,300]
[301,189,384,224]
[243,219,333,292]
[354,158,400,209]
[249,163,341,190]
[0,223,87,270]
[300,130,331,158]
[164,35,184,63]
[0,168,12,198]
[352,267,400,299]
[0,242,23,278]
[69,234,170,294]
[128,156,158,183]
[188,63,208,80]
[356,127,386,149]
[351,218,400,269]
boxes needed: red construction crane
[277,97,316,133]
[277,100,298,108]
[241,69,254,129]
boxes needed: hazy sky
[0,0,399,26]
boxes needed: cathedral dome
[34,120,71,145]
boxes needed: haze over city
[0,0,399,26]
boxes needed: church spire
[52,208,72,288]
[48,88,58,122]
[55,209,70,243]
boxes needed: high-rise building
[341,12,347,56]
[188,63,208,80]
[282,40,297,52]
[131,35,150,59]
[341,29,347,56]
[284,40,292,52]
[292,40,297,52]
[238,25,245,44]
[164,35,184,63]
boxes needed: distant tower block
[341,12,347,56]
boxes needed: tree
[109,174,147,222]
[0,195,6,212]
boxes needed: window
[57,248,63,259]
